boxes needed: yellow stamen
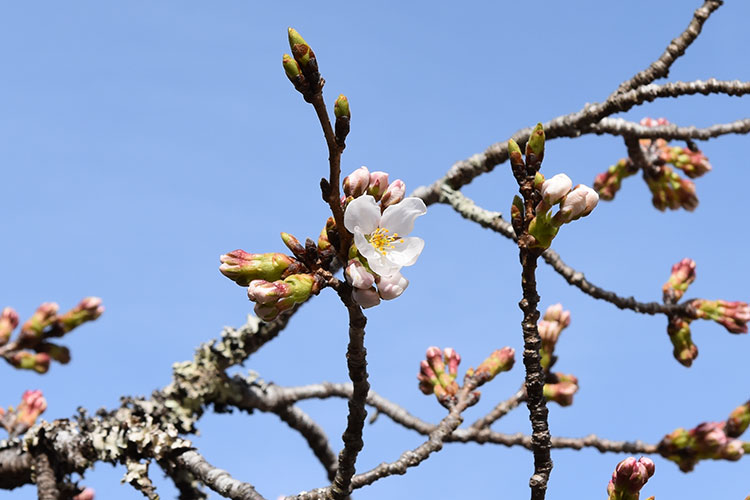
[368,228,402,255]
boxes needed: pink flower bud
[663,258,696,303]
[0,307,19,344]
[247,280,284,304]
[73,488,95,500]
[726,401,750,438]
[352,286,380,309]
[376,272,409,300]
[540,173,572,205]
[20,303,59,341]
[722,439,744,461]
[343,166,370,198]
[345,260,375,290]
[254,303,280,321]
[474,347,515,382]
[219,250,293,286]
[380,179,406,208]
[554,184,598,224]
[17,390,47,427]
[58,297,105,333]
[367,171,389,200]
[443,347,461,377]
[610,456,654,496]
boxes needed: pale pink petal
[384,237,424,268]
[377,272,409,300]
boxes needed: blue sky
[1,1,749,499]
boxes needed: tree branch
[32,452,58,500]
[612,0,724,95]
[584,117,750,141]
[329,285,370,500]
[274,405,338,482]
[469,387,526,430]
[173,449,266,500]
[438,186,690,316]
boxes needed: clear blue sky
[1,1,749,499]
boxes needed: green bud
[334,94,350,119]
[528,213,559,249]
[508,139,524,169]
[288,27,316,69]
[282,53,302,81]
[526,123,545,158]
[283,274,315,304]
[534,172,545,190]
[219,250,292,286]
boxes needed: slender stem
[612,0,724,95]
[329,285,370,500]
[309,93,350,263]
[470,387,526,430]
[174,450,266,500]
[274,405,338,482]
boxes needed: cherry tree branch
[469,387,526,430]
[413,78,750,206]
[274,405,338,482]
[584,117,750,141]
[32,452,58,500]
[612,0,724,95]
[438,185,690,317]
[173,450,266,500]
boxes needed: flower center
[368,228,402,255]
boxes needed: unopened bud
[540,173,572,206]
[667,315,698,366]
[345,260,375,290]
[473,347,515,383]
[58,297,104,334]
[247,280,285,305]
[691,299,750,334]
[508,139,524,170]
[367,171,389,200]
[35,343,71,364]
[376,272,408,300]
[219,250,293,286]
[282,53,303,85]
[543,373,579,406]
[0,307,19,345]
[11,352,51,374]
[722,439,744,461]
[663,258,696,303]
[343,166,370,198]
[726,401,750,438]
[17,389,47,427]
[554,184,598,225]
[443,347,461,377]
[526,123,545,163]
[73,488,96,500]
[334,94,350,119]
[352,286,380,309]
[20,303,59,343]
[608,456,655,500]
[380,179,405,209]
[288,28,316,69]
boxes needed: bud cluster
[690,299,750,334]
[525,167,599,249]
[342,166,405,210]
[220,229,337,321]
[606,456,655,500]
[662,258,696,304]
[0,298,103,374]
[0,390,47,437]
[658,420,745,472]
[538,303,571,370]
[345,258,409,309]
[282,28,321,99]
[593,117,710,211]
[418,346,515,408]
[543,373,579,407]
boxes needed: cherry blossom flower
[344,195,426,277]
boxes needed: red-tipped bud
[607,456,655,500]
[19,303,59,343]
[726,401,750,438]
[366,171,389,200]
[17,390,47,427]
[219,250,293,286]
[663,258,696,303]
[57,297,104,334]
[543,373,579,406]
[381,179,406,209]
[473,347,515,383]
[691,299,750,334]
[0,307,19,345]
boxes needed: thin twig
[612,0,724,95]
[584,117,750,141]
[413,78,750,205]
[174,450,267,500]
[470,387,526,430]
[289,377,482,499]
[329,283,370,500]
[274,405,338,482]
[438,185,690,316]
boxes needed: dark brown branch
[329,285,370,500]
[174,450,266,500]
[438,186,690,317]
[470,387,526,430]
[413,78,750,206]
[274,405,338,482]
[308,93,349,263]
[32,452,58,500]
[612,0,724,95]
[289,377,482,500]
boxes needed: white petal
[344,195,380,235]
[354,229,400,276]
[385,237,424,268]
[352,287,381,308]
[380,197,427,237]
[345,260,375,289]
